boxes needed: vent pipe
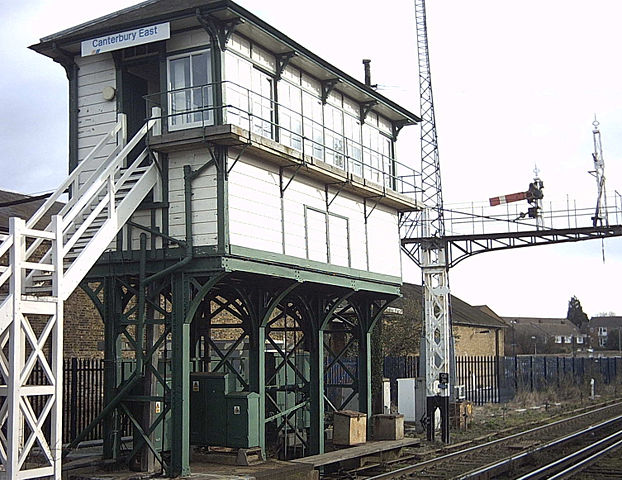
[363,59,371,86]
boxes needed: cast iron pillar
[170,273,190,476]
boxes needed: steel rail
[364,401,622,480]
[458,415,622,479]
[518,430,622,480]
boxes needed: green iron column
[249,325,266,455]
[170,272,190,476]
[309,325,325,455]
[102,277,122,461]
[356,296,395,432]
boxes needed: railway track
[332,400,622,480]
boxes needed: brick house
[589,316,622,350]
[0,189,103,358]
[389,283,507,357]
[502,316,587,355]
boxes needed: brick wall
[63,288,104,358]
[454,325,504,356]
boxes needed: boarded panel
[228,153,282,254]
[167,150,217,247]
[366,205,401,277]
[306,208,327,263]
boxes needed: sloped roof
[0,190,63,233]
[30,0,420,126]
[502,316,583,337]
[589,316,622,329]
[400,283,507,329]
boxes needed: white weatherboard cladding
[326,191,366,271]
[281,170,325,259]
[228,154,282,253]
[227,149,400,277]
[127,209,163,250]
[366,204,401,277]
[166,28,210,53]
[168,150,218,246]
[76,53,118,188]
[306,208,327,262]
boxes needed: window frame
[166,48,213,131]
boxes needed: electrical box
[189,372,230,445]
[397,377,426,429]
[225,391,260,448]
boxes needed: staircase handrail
[26,115,127,231]
[60,119,156,231]
[23,111,159,265]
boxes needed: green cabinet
[189,372,259,449]
[225,392,260,448]
[189,372,229,445]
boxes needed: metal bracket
[227,142,251,176]
[190,144,217,179]
[275,51,297,79]
[360,100,378,123]
[325,181,350,209]
[364,195,384,221]
[279,162,305,197]
[392,119,413,141]
[196,10,243,51]
[51,42,77,79]
[321,78,341,104]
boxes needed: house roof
[400,283,508,329]
[0,190,63,233]
[502,316,584,338]
[30,0,420,126]
[589,316,622,329]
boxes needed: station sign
[81,22,170,57]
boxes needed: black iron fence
[27,355,622,444]
[30,358,137,444]
[384,355,622,406]
[499,355,622,402]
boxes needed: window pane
[168,51,213,130]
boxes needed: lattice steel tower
[414,0,451,442]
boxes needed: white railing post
[151,107,163,203]
[7,217,25,478]
[118,113,128,168]
[108,173,116,220]
[50,215,63,477]
[152,106,162,136]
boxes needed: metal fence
[499,355,622,402]
[30,358,137,444]
[383,355,622,406]
[28,355,622,444]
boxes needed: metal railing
[401,192,622,240]
[145,81,421,200]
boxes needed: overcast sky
[2,0,621,319]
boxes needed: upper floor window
[224,51,274,139]
[167,50,212,130]
[599,326,607,336]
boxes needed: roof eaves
[38,0,159,44]
[222,1,420,124]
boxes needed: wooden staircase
[0,109,161,479]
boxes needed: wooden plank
[292,438,420,467]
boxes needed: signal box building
[7,0,421,477]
